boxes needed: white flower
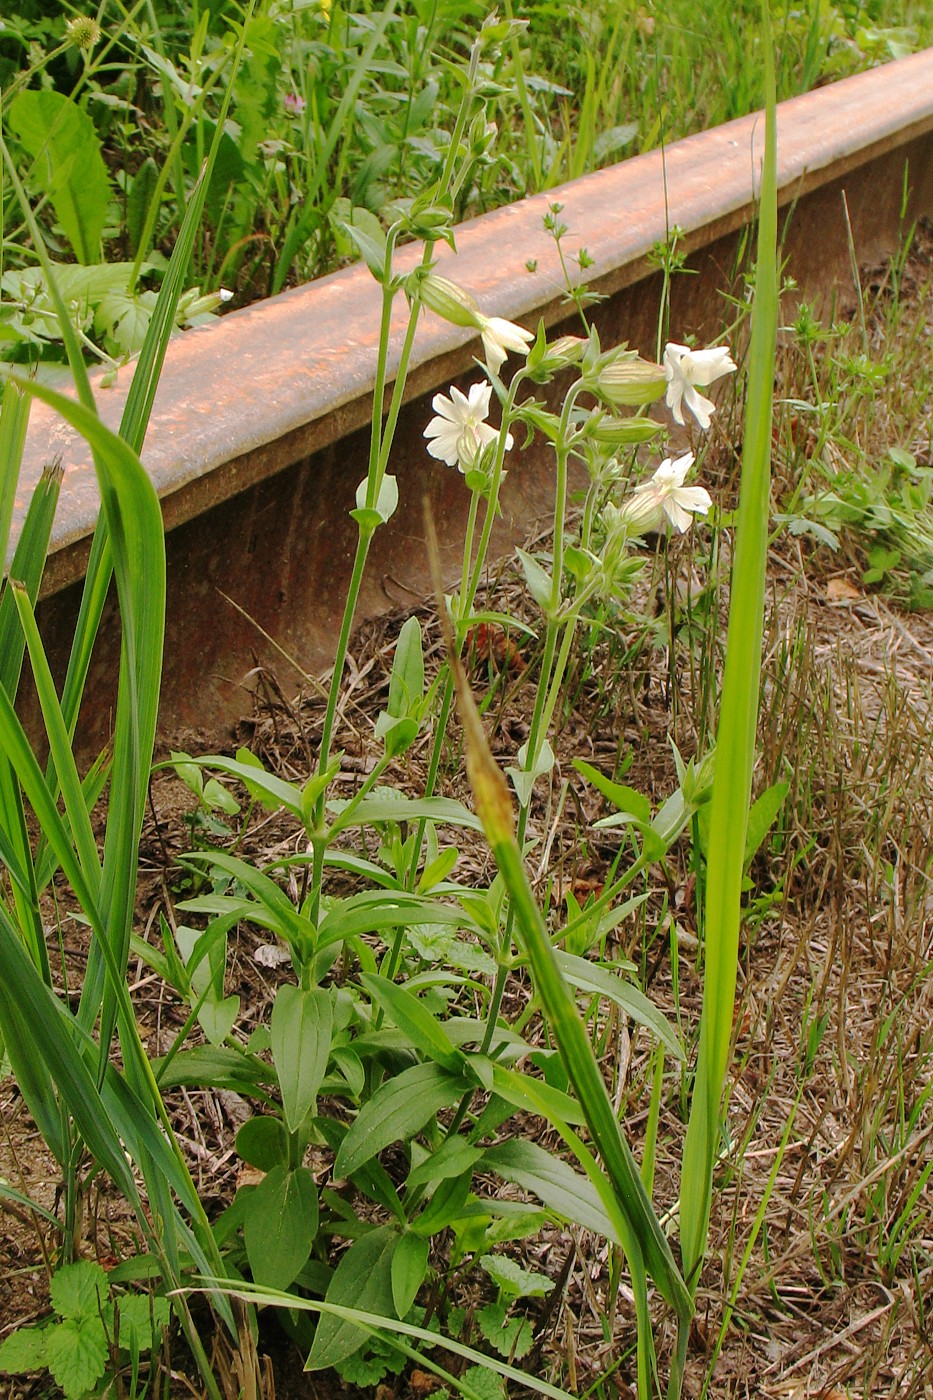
[663,342,737,430]
[616,453,712,534]
[477,314,534,373]
[423,382,513,472]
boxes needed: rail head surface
[12,46,933,596]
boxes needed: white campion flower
[663,342,737,430]
[423,382,513,473]
[615,453,712,534]
[477,314,534,374]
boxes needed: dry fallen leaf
[826,576,861,602]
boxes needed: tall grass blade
[678,3,779,1289]
[0,382,30,572]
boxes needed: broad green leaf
[329,794,483,835]
[243,1165,318,1292]
[407,1136,483,1190]
[391,1232,428,1317]
[271,984,333,1132]
[236,1116,289,1172]
[198,995,240,1046]
[50,1261,109,1320]
[306,1225,398,1370]
[478,1254,553,1299]
[8,91,112,261]
[386,616,424,718]
[490,1064,587,1127]
[114,1294,170,1353]
[554,952,683,1060]
[743,779,789,868]
[152,1045,275,1095]
[45,1318,108,1400]
[360,974,465,1073]
[0,1324,49,1373]
[335,1062,467,1177]
[482,1139,620,1244]
[573,759,651,824]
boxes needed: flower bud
[585,411,663,445]
[595,356,667,407]
[419,274,482,330]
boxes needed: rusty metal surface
[9,50,933,750]
[13,48,933,592]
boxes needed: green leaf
[243,1165,318,1292]
[8,91,111,262]
[114,1294,170,1353]
[490,1064,587,1127]
[329,794,483,835]
[407,1136,483,1190]
[573,759,651,824]
[391,1232,428,1317]
[271,984,333,1132]
[306,1225,398,1370]
[50,1261,109,1321]
[0,1324,49,1374]
[477,1301,533,1360]
[198,994,240,1046]
[360,974,465,1073]
[515,548,553,611]
[479,1254,553,1299]
[335,1062,468,1177]
[44,1318,108,1400]
[743,780,789,868]
[481,1139,620,1245]
[554,952,683,1060]
[236,1115,289,1172]
[334,208,389,281]
[386,616,424,718]
[679,10,780,1293]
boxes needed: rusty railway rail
[12,48,933,748]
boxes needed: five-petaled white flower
[663,342,737,430]
[477,314,534,374]
[423,383,513,472]
[617,453,711,534]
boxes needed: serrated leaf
[9,92,112,262]
[0,1324,50,1373]
[114,1294,170,1353]
[50,1261,109,1321]
[477,1301,533,1359]
[479,1254,553,1299]
[243,1164,318,1292]
[45,1318,108,1400]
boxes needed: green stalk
[427,513,691,1391]
[679,1,778,1290]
